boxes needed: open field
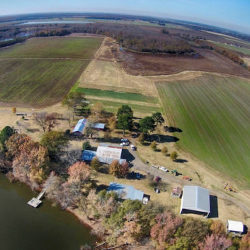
[0,37,103,59]
[118,48,250,78]
[209,40,250,56]
[79,59,158,96]
[0,37,103,106]
[156,74,250,187]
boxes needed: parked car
[159,166,169,172]
[120,141,129,146]
[152,165,158,169]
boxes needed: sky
[1,0,250,34]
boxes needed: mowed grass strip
[0,37,103,59]
[156,74,250,186]
[88,98,161,114]
[75,87,158,104]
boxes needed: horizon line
[0,11,249,36]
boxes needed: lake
[0,174,95,250]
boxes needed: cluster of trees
[0,37,26,48]
[72,23,194,55]
[5,133,49,189]
[36,29,71,37]
[116,105,164,137]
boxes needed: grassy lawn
[0,37,103,106]
[209,40,250,56]
[156,74,250,186]
[0,37,103,59]
[88,98,161,114]
[76,87,158,103]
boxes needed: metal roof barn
[73,118,87,134]
[108,182,144,201]
[180,186,210,217]
[96,144,123,164]
[227,220,244,233]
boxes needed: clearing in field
[156,74,250,187]
[0,37,103,106]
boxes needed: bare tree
[33,112,58,132]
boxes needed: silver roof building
[180,186,210,217]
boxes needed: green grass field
[156,74,250,186]
[76,87,158,104]
[0,37,103,106]
[0,37,102,59]
[210,40,250,56]
[88,98,161,114]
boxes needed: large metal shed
[180,186,210,217]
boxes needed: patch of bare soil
[116,48,250,78]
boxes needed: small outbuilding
[180,186,210,217]
[72,118,87,135]
[92,123,105,130]
[108,182,144,201]
[227,220,244,235]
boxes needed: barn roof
[108,182,144,201]
[180,186,210,214]
[227,220,244,233]
[73,118,87,133]
[92,123,105,130]
[96,144,123,164]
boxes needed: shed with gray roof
[180,186,210,217]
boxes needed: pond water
[0,174,95,250]
[20,21,93,25]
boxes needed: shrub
[91,157,101,171]
[170,151,178,161]
[138,133,146,144]
[150,141,157,151]
[109,160,129,178]
[82,141,91,150]
[161,146,168,155]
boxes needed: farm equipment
[224,183,237,192]
[182,176,192,181]
[171,187,182,198]
[171,170,178,176]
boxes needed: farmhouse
[108,182,144,201]
[227,220,244,235]
[180,186,210,217]
[72,118,87,135]
[82,144,126,164]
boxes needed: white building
[227,220,244,235]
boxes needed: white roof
[181,186,210,214]
[96,144,123,164]
[227,220,244,232]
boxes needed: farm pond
[0,174,96,250]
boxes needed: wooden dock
[27,190,45,208]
